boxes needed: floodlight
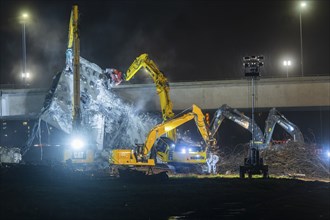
[70,137,85,149]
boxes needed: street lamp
[20,12,29,86]
[283,60,292,78]
[299,2,307,77]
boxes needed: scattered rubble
[0,147,22,164]
[217,142,330,179]
[36,57,159,150]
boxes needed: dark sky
[0,0,329,87]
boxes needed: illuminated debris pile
[262,143,330,178]
[39,57,159,149]
[217,143,330,178]
[217,144,249,174]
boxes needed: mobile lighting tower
[239,56,269,178]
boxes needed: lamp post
[299,2,306,77]
[283,60,291,78]
[20,13,29,86]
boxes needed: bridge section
[113,76,330,111]
[1,76,329,119]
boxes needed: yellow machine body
[110,149,155,166]
[63,148,94,164]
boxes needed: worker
[206,152,219,174]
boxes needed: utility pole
[20,13,29,87]
[299,2,307,77]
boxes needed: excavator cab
[104,68,123,86]
[154,137,206,165]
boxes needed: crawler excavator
[109,104,213,174]
[63,5,95,166]
[210,104,264,148]
[209,104,304,148]
[264,108,304,146]
[124,53,176,140]
[123,54,212,173]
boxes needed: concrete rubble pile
[0,147,22,164]
[38,57,159,150]
[217,142,330,178]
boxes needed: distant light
[21,72,31,79]
[283,60,292,66]
[188,148,192,152]
[300,2,307,8]
[22,13,29,19]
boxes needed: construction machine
[209,104,265,148]
[63,5,95,166]
[110,104,213,173]
[264,108,304,146]
[125,53,176,140]
[123,54,213,173]
[210,104,304,148]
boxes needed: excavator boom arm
[125,54,175,139]
[210,104,264,145]
[264,108,304,145]
[142,104,211,156]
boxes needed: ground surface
[1,165,329,220]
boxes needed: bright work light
[70,137,85,149]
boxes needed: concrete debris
[262,143,330,178]
[217,142,330,178]
[39,57,159,150]
[0,147,22,163]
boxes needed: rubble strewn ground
[217,142,330,180]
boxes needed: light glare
[283,60,292,66]
[71,138,85,149]
[301,2,306,8]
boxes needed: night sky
[0,0,329,87]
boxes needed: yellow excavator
[110,104,213,173]
[125,53,176,140]
[63,5,94,165]
[123,54,211,172]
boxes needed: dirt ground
[1,165,329,220]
